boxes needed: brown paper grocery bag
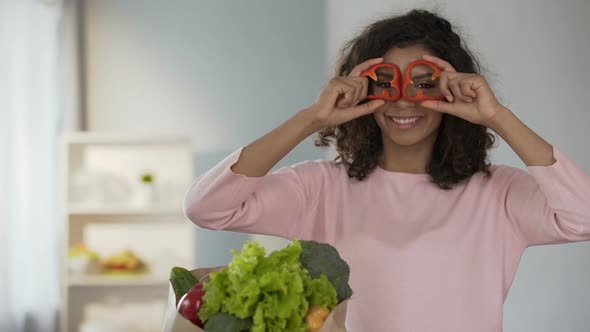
[161,267,348,332]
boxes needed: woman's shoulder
[280,158,348,178]
[468,163,531,191]
[488,163,530,180]
[271,158,352,190]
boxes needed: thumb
[348,99,386,117]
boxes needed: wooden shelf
[62,132,191,146]
[60,133,195,332]
[68,274,169,287]
[68,205,185,216]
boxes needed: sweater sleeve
[502,147,590,247]
[183,146,322,240]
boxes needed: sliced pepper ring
[360,59,446,102]
[402,59,445,102]
[360,63,402,101]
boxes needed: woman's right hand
[306,57,386,129]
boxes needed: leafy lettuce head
[199,240,338,332]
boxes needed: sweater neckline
[373,164,432,181]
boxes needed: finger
[349,57,384,77]
[422,54,456,72]
[325,78,351,106]
[360,77,369,101]
[420,100,457,115]
[451,74,477,103]
[438,72,454,102]
[348,99,386,117]
[332,78,359,108]
[448,77,472,103]
[346,77,366,104]
[460,80,477,99]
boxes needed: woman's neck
[378,135,437,174]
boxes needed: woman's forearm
[230,109,321,177]
[488,106,556,167]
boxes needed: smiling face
[372,45,444,148]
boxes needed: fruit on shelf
[68,243,100,260]
[102,249,147,273]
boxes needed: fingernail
[446,95,453,102]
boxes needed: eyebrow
[375,71,436,81]
[411,72,435,80]
[376,71,394,80]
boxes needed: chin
[384,132,428,147]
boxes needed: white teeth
[389,117,420,124]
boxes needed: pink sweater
[183,146,590,331]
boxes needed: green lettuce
[199,240,338,332]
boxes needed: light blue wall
[84,0,328,266]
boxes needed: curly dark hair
[315,9,496,190]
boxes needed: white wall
[327,0,590,330]
[83,0,327,265]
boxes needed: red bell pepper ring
[360,63,402,101]
[402,59,445,102]
[360,59,446,102]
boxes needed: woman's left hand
[419,54,505,127]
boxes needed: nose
[393,97,418,109]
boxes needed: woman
[183,9,590,331]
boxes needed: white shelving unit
[60,133,196,332]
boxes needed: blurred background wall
[82,0,327,266]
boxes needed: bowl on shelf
[69,256,92,275]
[100,249,149,277]
[68,243,100,275]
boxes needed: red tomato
[177,282,205,327]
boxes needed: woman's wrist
[485,105,513,133]
[296,107,325,137]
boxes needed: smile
[389,116,420,124]
[385,116,423,129]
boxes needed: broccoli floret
[299,240,353,303]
